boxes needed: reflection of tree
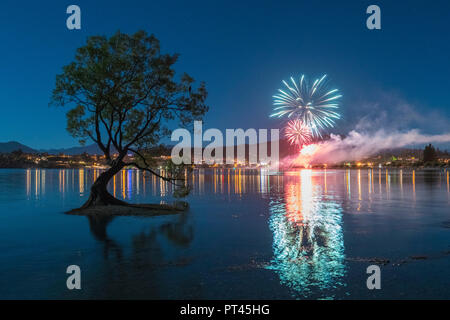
[87,213,194,262]
[87,215,122,260]
[129,213,194,264]
[423,170,437,189]
[159,213,194,247]
[268,170,345,297]
[85,213,195,298]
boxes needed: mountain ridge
[0,141,105,155]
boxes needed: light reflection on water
[24,168,278,200]
[23,167,450,215]
[3,167,450,298]
[267,170,346,297]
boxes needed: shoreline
[66,203,187,217]
[0,165,448,170]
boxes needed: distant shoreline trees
[423,144,438,163]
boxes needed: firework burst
[271,74,342,137]
[285,119,312,147]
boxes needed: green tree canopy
[50,30,208,208]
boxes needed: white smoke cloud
[295,90,450,164]
[309,129,450,164]
[278,91,450,166]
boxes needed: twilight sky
[0,0,449,149]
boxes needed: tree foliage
[50,30,208,201]
[51,30,207,156]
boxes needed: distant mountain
[2,139,446,158]
[0,141,38,154]
[40,144,108,155]
[0,141,108,155]
[0,138,338,157]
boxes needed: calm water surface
[0,168,449,299]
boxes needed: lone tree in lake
[51,30,208,210]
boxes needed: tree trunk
[80,161,128,209]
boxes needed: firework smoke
[303,129,450,164]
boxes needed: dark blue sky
[0,0,449,148]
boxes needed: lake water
[0,168,449,299]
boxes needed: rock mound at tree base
[66,201,188,217]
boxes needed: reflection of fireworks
[267,170,346,297]
[271,75,342,137]
[285,119,312,147]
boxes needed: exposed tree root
[68,160,188,216]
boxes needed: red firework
[285,119,312,147]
